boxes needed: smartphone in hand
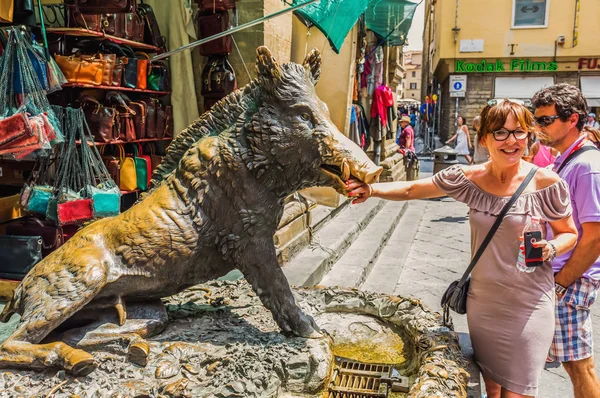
[524,231,544,267]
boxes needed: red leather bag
[137,144,152,185]
[196,12,231,56]
[197,0,236,12]
[57,198,93,226]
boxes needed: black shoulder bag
[441,166,539,326]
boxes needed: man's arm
[555,222,600,287]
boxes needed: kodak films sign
[455,59,558,73]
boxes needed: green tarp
[288,0,420,53]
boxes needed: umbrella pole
[150,0,318,62]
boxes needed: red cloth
[370,85,394,128]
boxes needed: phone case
[524,231,544,267]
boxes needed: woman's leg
[500,388,534,398]
[483,374,502,398]
[465,154,473,164]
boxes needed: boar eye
[300,113,311,122]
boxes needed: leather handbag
[196,12,232,56]
[0,235,42,280]
[6,217,64,258]
[138,2,166,49]
[80,95,117,143]
[135,52,149,90]
[125,12,145,42]
[144,143,163,171]
[0,111,30,148]
[130,145,148,191]
[201,55,236,98]
[75,0,136,14]
[120,45,138,88]
[143,99,157,138]
[100,147,120,187]
[99,41,126,86]
[100,53,117,86]
[106,91,136,142]
[440,166,539,326]
[101,13,125,38]
[68,10,102,31]
[197,0,236,12]
[165,105,173,138]
[156,105,167,139]
[136,144,152,185]
[57,198,94,226]
[147,62,168,91]
[130,101,147,139]
[54,53,106,86]
[117,144,137,191]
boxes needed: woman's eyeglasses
[491,129,529,141]
[534,115,561,127]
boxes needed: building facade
[402,50,423,99]
[422,0,600,140]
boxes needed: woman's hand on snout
[346,178,373,204]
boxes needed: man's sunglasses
[534,115,561,127]
[491,129,529,141]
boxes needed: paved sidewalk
[391,159,599,397]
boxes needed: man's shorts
[549,276,600,362]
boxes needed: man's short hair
[531,83,588,131]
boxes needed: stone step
[319,200,408,288]
[361,201,426,294]
[282,198,386,287]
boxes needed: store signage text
[578,58,600,70]
[455,59,558,73]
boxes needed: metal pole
[150,0,318,62]
[454,97,459,137]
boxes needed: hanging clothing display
[349,104,370,150]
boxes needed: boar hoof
[128,341,150,367]
[64,349,97,376]
[290,312,323,339]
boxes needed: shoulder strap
[557,145,599,174]
[456,166,539,287]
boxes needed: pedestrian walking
[472,116,489,164]
[532,83,600,398]
[584,112,600,129]
[396,115,415,152]
[347,99,578,398]
[446,116,472,164]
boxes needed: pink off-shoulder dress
[432,165,572,396]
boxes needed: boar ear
[302,48,321,85]
[256,46,282,90]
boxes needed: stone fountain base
[0,281,470,398]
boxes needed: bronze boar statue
[0,47,382,376]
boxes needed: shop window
[512,0,549,28]
[410,83,417,90]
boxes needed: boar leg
[59,300,168,367]
[239,245,322,338]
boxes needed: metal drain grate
[327,357,410,398]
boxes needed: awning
[581,76,600,107]
[288,0,420,53]
[494,76,554,100]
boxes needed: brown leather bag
[130,101,147,139]
[80,95,117,143]
[125,13,145,42]
[114,107,136,142]
[135,52,149,90]
[101,14,125,37]
[100,53,116,86]
[201,55,236,98]
[197,0,236,12]
[143,99,157,138]
[156,105,167,139]
[75,0,136,14]
[165,105,173,138]
[196,12,231,56]
[99,147,120,186]
[111,57,125,86]
[54,53,106,86]
[68,10,101,31]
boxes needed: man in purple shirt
[533,84,600,398]
[396,115,415,152]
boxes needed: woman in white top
[447,115,472,164]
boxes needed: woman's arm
[346,177,446,204]
[446,133,458,144]
[532,216,578,261]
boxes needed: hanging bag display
[196,11,231,56]
[117,144,137,191]
[201,55,236,98]
[137,1,166,50]
[23,153,54,215]
[80,114,121,218]
[197,0,236,13]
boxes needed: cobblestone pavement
[392,159,599,397]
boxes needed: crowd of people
[350,84,600,398]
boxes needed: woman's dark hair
[531,83,588,131]
[457,115,465,125]
[478,100,536,146]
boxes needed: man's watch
[555,282,568,297]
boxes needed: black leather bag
[441,166,539,325]
[201,55,236,98]
[120,45,138,88]
[138,2,166,50]
[0,235,43,280]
